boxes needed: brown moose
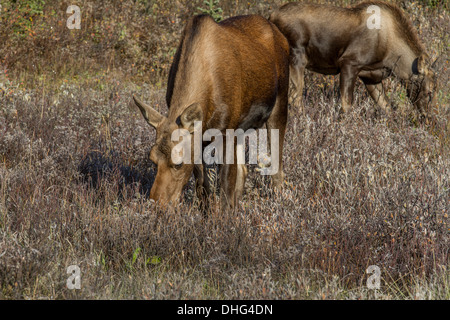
[131,15,290,210]
[269,1,438,117]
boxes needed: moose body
[269,1,437,116]
[132,15,290,209]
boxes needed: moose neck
[168,59,210,122]
[387,31,426,81]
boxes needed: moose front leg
[193,164,209,212]
[339,64,360,113]
[219,162,247,211]
[364,83,391,113]
[219,164,235,210]
[360,70,391,113]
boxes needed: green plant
[124,247,142,270]
[3,0,46,39]
[420,0,440,8]
[146,256,162,266]
[197,0,223,22]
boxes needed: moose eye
[174,163,183,170]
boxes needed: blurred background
[0,0,446,89]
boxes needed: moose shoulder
[269,1,438,117]
[131,15,290,209]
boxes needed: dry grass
[0,0,449,299]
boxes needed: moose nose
[149,187,180,208]
[149,186,162,204]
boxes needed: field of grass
[0,0,448,299]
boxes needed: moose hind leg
[265,88,288,188]
[290,64,305,109]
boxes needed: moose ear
[178,103,203,133]
[131,95,165,128]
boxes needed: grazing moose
[131,15,290,210]
[269,1,438,117]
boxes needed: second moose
[270,1,438,117]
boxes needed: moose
[269,1,438,117]
[131,15,290,209]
